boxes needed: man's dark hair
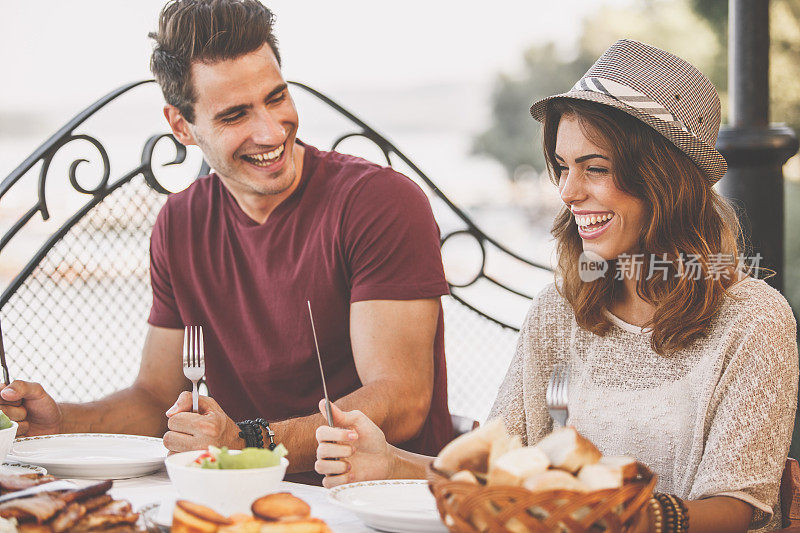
[149,0,281,123]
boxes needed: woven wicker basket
[428,464,656,533]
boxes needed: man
[0,0,452,483]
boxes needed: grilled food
[0,478,140,532]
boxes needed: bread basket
[427,462,656,533]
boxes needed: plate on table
[329,479,447,533]
[0,461,47,475]
[7,434,168,479]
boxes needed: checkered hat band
[572,77,693,136]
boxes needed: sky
[0,0,633,209]
[0,0,629,115]
[0,0,631,293]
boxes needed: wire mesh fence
[0,174,522,421]
[442,298,519,422]
[1,175,166,402]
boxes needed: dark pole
[717,0,798,291]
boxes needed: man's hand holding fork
[163,325,243,452]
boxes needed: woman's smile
[574,211,616,239]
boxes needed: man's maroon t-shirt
[148,143,453,478]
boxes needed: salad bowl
[165,448,289,515]
[0,419,18,462]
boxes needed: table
[104,469,373,532]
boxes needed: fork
[183,325,205,413]
[546,364,569,428]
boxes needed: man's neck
[224,143,305,225]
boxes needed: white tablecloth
[105,469,373,532]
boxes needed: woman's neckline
[603,276,759,335]
[602,309,653,335]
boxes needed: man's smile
[241,144,285,168]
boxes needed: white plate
[329,479,447,533]
[0,461,47,475]
[7,434,168,479]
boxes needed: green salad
[0,412,12,430]
[190,444,288,469]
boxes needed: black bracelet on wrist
[236,420,262,448]
[236,418,277,450]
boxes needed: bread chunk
[487,447,550,486]
[577,464,623,491]
[533,427,601,473]
[599,455,640,482]
[522,470,588,492]
[433,418,508,475]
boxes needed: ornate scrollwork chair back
[0,81,550,423]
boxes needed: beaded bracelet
[236,418,277,450]
[671,494,689,531]
[646,496,664,533]
[652,492,690,533]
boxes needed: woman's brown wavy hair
[543,98,748,355]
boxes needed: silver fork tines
[183,325,205,413]
[546,364,569,428]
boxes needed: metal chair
[0,80,548,424]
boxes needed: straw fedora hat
[530,39,727,183]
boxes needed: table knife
[307,301,333,426]
[0,317,9,385]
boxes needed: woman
[314,40,798,532]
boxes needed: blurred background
[1,0,799,420]
[3,0,799,297]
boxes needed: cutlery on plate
[546,364,569,427]
[182,325,205,413]
[307,301,333,426]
